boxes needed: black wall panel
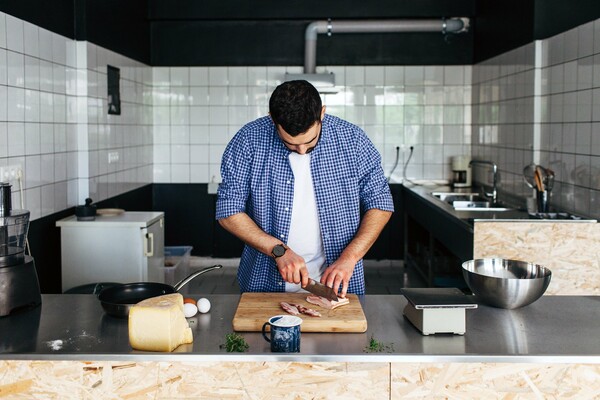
[2,0,600,67]
[534,0,600,40]
[151,21,473,66]
[365,184,404,260]
[148,0,476,20]
[76,0,150,64]
[473,0,535,63]
[152,184,244,258]
[0,0,75,38]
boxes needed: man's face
[274,105,326,155]
[276,121,321,155]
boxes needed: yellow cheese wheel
[128,293,193,352]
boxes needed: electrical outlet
[207,175,219,194]
[207,182,219,194]
[108,151,119,164]
[0,164,23,182]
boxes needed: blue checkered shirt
[216,114,394,294]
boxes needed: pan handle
[173,265,223,291]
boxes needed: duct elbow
[305,21,326,40]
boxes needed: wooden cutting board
[232,293,367,333]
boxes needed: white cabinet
[56,212,165,292]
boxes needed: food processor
[0,182,41,317]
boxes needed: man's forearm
[218,212,282,256]
[338,209,393,265]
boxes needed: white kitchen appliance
[451,155,472,188]
[402,288,477,335]
[56,212,164,292]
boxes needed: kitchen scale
[401,288,477,335]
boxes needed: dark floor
[184,258,426,295]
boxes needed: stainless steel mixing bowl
[462,258,552,309]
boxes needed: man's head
[269,80,324,136]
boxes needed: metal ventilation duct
[285,18,469,92]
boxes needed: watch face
[273,244,286,257]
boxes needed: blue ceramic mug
[261,315,302,353]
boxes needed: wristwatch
[272,244,287,259]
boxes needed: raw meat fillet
[279,302,300,315]
[306,295,350,310]
[290,303,321,317]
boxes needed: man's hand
[275,248,310,287]
[320,259,356,298]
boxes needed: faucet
[469,160,498,204]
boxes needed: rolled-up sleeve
[216,130,253,220]
[357,132,394,213]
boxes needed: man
[216,80,393,297]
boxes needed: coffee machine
[451,155,472,188]
[0,182,41,317]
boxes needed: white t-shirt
[285,152,326,292]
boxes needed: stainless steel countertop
[404,184,596,225]
[1,294,599,363]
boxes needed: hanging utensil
[533,167,544,192]
[523,163,537,188]
[543,167,555,192]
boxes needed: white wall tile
[228,67,247,85]
[7,51,24,87]
[5,15,23,53]
[0,85,7,122]
[190,67,208,86]
[7,122,25,156]
[209,67,228,86]
[170,67,189,86]
[189,86,209,106]
[23,21,39,57]
[365,66,384,86]
[7,86,25,121]
[0,122,6,158]
[24,89,40,122]
[24,55,39,90]
[25,154,41,188]
[51,32,67,65]
[38,28,53,62]
[0,13,6,49]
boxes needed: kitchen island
[1,294,599,398]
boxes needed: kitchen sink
[430,192,512,211]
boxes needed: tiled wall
[539,19,600,217]
[151,65,472,184]
[1,11,473,220]
[472,18,600,218]
[0,12,153,220]
[471,43,536,197]
[83,43,153,205]
[9,9,599,220]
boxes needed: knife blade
[304,279,339,301]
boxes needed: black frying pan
[98,265,222,318]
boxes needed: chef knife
[304,279,339,301]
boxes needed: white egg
[183,302,198,318]
[197,298,211,313]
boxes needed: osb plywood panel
[391,363,600,399]
[473,222,600,295]
[0,361,390,400]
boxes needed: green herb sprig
[364,335,394,353]
[220,332,249,353]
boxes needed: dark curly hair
[269,80,322,136]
